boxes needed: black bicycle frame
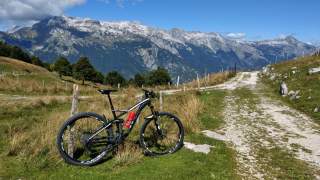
[88,94,156,141]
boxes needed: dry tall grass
[114,141,143,166]
[0,56,50,74]
[162,92,203,133]
[6,97,69,158]
[5,87,145,160]
[0,74,105,95]
[5,69,233,165]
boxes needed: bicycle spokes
[60,117,111,162]
[142,115,181,154]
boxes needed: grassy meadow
[0,56,238,179]
[260,54,320,124]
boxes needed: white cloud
[226,32,246,40]
[0,0,86,21]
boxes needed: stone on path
[184,142,214,154]
[202,130,228,141]
[309,67,320,74]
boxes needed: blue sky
[0,0,319,43]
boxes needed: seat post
[107,94,117,119]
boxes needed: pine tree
[73,57,96,84]
[133,73,145,87]
[54,57,72,78]
[147,67,171,85]
[9,45,31,63]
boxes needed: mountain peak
[0,15,316,82]
[283,35,299,43]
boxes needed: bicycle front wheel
[140,112,184,156]
[56,112,114,166]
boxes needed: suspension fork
[149,103,163,135]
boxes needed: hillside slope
[0,56,51,74]
[0,56,99,95]
[260,54,320,123]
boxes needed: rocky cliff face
[0,16,316,82]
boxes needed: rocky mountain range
[0,16,316,82]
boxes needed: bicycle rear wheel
[56,112,114,166]
[140,112,184,156]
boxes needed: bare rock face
[280,81,288,96]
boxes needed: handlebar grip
[142,89,159,98]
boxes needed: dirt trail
[203,71,320,179]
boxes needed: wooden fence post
[68,84,79,158]
[196,73,200,90]
[159,91,163,111]
[176,76,180,88]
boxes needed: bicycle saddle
[98,89,118,95]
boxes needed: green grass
[198,90,227,129]
[260,55,320,124]
[0,99,71,177]
[2,147,236,179]
[0,57,238,179]
[257,147,315,179]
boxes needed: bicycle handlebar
[142,89,157,98]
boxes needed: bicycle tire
[56,112,113,166]
[139,112,184,156]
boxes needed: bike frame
[88,93,157,142]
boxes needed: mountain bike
[56,89,184,166]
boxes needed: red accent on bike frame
[124,112,136,128]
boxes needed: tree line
[0,41,48,68]
[0,41,171,87]
[53,56,171,86]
